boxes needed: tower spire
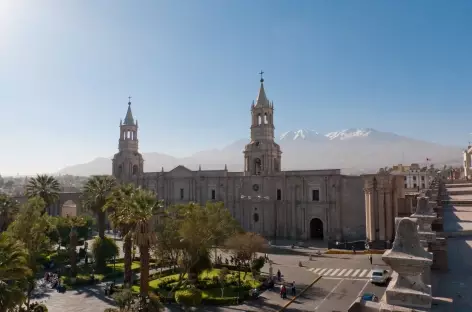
[255,71,270,107]
[124,96,135,125]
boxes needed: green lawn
[131,268,260,297]
[106,261,140,271]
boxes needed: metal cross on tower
[259,70,264,82]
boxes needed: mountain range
[57,128,463,176]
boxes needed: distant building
[463,146,472,179]
[390,163,433,191]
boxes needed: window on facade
[404,176,406,181]
[211,189,216,200]
[422,183,425,188]
[413,176,417,181]
[404,184,407,189]
[413,183,417,188]
[276,189,282,200]
[180,188,184,200]
[312,189,320,201]
[421,176,425,181]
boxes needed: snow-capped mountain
[279,128,403,142]
[279,129,328,142]
[57,128,463,176]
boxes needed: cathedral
[112,76,366,242]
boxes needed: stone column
[377,189,386,241]
[385,190,393,242]
[364,188,375,241]
[382,217,433,310]
[411,197,437,248]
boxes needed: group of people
[276,269,296,299]
[43,272,65,293]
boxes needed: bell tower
[112,97,144,184]
[243,72,282,176]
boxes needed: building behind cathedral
[112,77,366,242]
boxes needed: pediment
[168,165,194,177]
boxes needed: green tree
[82,175,116,239]
[105,184,137,285]
[6,197,52,307]
[0,194,20,232]
[25,175,61,214]
[130,188,162,297]
[0,233,32,312]
[225,232,267,279]
[206,201,241,260]
[91,236,119,272]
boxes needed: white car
[370,268,389,284]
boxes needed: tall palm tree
[131,189,162,297]
[25,174,60,215]
[0,234,32,312]
[105,184,137,285]
[81,175,116,239]
[0,194,19,232]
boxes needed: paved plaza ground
[36,243,389,312]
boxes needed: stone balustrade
[382,217,433,310]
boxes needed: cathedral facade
[112,77,366,242]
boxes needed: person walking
[280,285,287,299]
[291,281,296,296]
[368,254,373,265]
[277,269,281,282]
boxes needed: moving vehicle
[370,268,390,284]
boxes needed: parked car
[370,268,390,284]
[361,292,379,302]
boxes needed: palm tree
[105,184,137,285]
[0,233,32,312]
[25,174,60,215]
[0,194,19,232]
[81,175,116,239]
[131,189,162,297]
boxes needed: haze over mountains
[57,128,463,176]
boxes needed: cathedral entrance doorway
[310,218,324,240]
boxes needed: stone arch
[61,200,77,217]
[310,218,324,240]
[132,164,138,175]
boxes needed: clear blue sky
[1,0,471,175]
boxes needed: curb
[277,275,322,312]
[325,249,385,255]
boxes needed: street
[37,241,391,312]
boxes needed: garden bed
[131,268,262,306]
[60,260,142,288]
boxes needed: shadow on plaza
[73,285,116,306]
[265,247,313,257]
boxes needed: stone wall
[341,175,366,241]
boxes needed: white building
[391,163,434,191]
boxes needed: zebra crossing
[307,267,373,280]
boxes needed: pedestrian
[280,285,287,299]
[368,254,372,265]
[277,269,281,282]
[352,246,356,254]
[291,281,296,296]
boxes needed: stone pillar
[377,190,386,241]
[382,217,433,310]
[411,197,437,248]
[385,190,393,241]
